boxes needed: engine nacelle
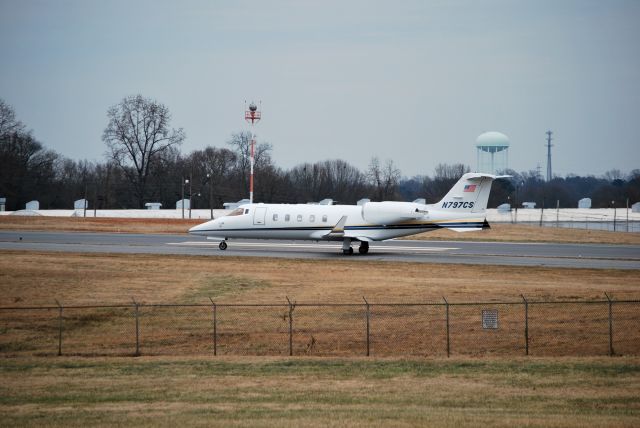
[362,202,425,224]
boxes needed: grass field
[2,251,639,306]
[1,218,639,425]
[1,251,639,359]
[1,357,639,427]
[1,215,639,245]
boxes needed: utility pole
[545,131,553,181]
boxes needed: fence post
[363,297,370,357]
[443,297,450,358]
[521,294,529,356]
[286,296,294,356]
[605,292,614,356]
[209,297,217,356]
[55,299,63,356]
[132,298,140,356]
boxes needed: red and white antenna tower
[244,101,261,204]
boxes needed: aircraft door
[253,207,267,225]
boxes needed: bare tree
[102,95,185,207]
[434,163,470,180]
[0,98,25,137]
[604,169,624,182]
[367,157,401,201]
[186,147,238,207]
[421,163,471,202]
[227,131,273,199]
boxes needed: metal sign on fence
[482,309,499,329]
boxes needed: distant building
[0,197,5,212]
[145,202,162,210]
[632,202,640,213]
[176,199,190,210]
[25,200,39,210]
[74,199,88,209]
[578,198,591,209]
[522,202,536,209]
[497,203,511,212]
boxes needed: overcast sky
[1,0,638,178]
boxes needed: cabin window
[273,213,278,221]
[322,215,328,222]
[297,214,303,222]
[244,209,249,214]
[227,208,244,217]
[309,215,315,222]
[285,214,290,221]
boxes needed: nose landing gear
[219,241,227,250]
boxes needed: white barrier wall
[1,208,639,222]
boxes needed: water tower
[476,131,510,174]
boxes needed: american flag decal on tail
[463,184,477,192]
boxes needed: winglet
[323,215,348,238]
[332,216,348,233]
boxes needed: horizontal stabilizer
[442,218,488,233]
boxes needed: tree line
[1,96,638,211]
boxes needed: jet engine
[361,201,425,225]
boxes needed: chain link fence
[1,297,639,357]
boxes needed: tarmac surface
[0,230,639,269]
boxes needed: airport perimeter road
[1,231,639,269]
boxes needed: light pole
[182,177,189,219]
[514,180,524,223]
[189,174,193,219]
[514,184,519,223]
[612,200,616,232]
[207,173,213,219]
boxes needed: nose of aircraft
[188,220,213,235]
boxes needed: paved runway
[1,230,638,269]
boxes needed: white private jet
[189,172,507,255]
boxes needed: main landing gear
[218,241,227,250]
[342,239,369,255]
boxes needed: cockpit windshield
[226,208,245,217]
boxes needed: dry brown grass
[1,251,638,306]
[1,251,639,358]
[0,216,201,234]
[2,215,639,244]
[405,223,640,245]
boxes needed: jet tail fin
[434,173,509,214]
